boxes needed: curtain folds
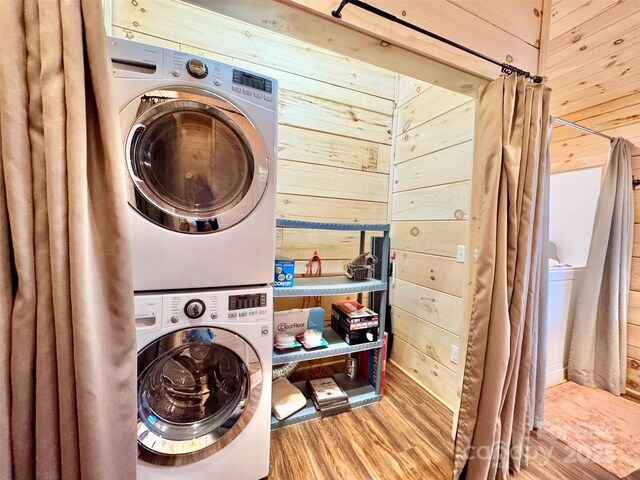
[567,137,633,395]
[453,74,552,480]
[0,1,136,478]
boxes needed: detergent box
[274,257,295,288]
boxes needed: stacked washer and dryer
[109,37,278,479]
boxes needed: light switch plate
[450,345,459,364]
[456,245,466,263]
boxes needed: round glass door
[121,88,270,233]
[136,327,263,458]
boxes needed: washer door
[121,88,269,233]
[136,327,263,460]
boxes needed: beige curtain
[567,138,633,395]
[0,1,136,479]
[453,74,552,480]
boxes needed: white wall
[549,167,601,267]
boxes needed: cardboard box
[273,307,324,340]
[331,301,378,324]
[331,316,379,345]
[331,301,379,345]
[274,257,295,288]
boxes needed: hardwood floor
[268,362,640,479]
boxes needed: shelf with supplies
[271,219,390,430]
[273,327,384,365]
[271,373,380,430]
[273,276,387,297]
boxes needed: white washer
[109,37,278,291]
[135,285,272,479]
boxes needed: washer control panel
[139,286,273,329]
[186,58,208,79]
[229,293,267,310]
[184,299,206,319]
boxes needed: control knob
[186,58,208,79]
[184,299,206,319]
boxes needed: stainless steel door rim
[136,327,263,457]
[121,87,270,234]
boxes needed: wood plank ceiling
[547,0,640,173]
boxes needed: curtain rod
[550,117,639,188]
[552,116,613,141]
[330,0,543,83]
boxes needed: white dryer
[134,285,272,479]
[109,37,278,291]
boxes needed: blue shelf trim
[276,219,390,231]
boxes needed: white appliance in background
[135,285,272,480]
[109,37,278,291]
[546,266,584,387]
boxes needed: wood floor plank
[268,363,640,480]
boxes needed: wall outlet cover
[450,345,459,364]
[456,245,466,263]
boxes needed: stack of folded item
[307,377,351,417]
[272,377,307,420]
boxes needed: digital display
[229,293,267,310]
[233,69,272,93]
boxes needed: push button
[242,88,252,95]
[239,311,248,317]
[228,312,237,319]
[249,310,257,316]
[264,94,272,101]
[232,85,241,93]
[253,91,262,99]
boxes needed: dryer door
[121,87,269,233]
[136,327,263,460]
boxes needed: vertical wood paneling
[395,251,465,297]
[391,338,458,409]
[392,307,460,372]
[389,76,474,410]
[390,221,467,258]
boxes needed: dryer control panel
[108,36,278,111]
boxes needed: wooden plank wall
[546,0,640,174]
[109,0,395,312]
[285,0,543,83]
[388,76,475,410]
[627,153,640,398]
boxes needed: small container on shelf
[274,332,302,351]
[274,257,295,288]
[297,329,329,349]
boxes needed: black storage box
[331,301,379,345]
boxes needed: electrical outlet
[450,345,459,364]
[456,245,466,263]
